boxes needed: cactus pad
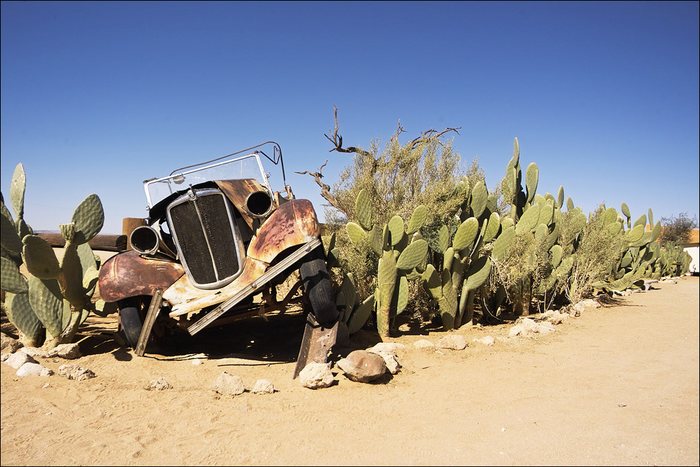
[71,194,105,244]
[407,205,428,235]
[354,189,373,231]
[346,222,368,245]
[22,235,61,279]
[396,239,428,271]
[453,217,479,252]
[1,256,27,294]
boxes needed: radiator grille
[167,188,242,289]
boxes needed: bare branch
[391,120,406,143]
[294,160,342,212]
[408,127,461,150]
[323,106,373,158]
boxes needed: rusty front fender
[247,198,320,264]
[98,250,185,303]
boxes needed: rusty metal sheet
[98,251,185,303]
[248,199,320,264]
[215,179,273,230]
[165,256,267,317]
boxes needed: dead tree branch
[408,127,462,150]
[323,106,373,158]
[294,160,342,211]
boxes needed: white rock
[473,336,495,346]
[546,311,568,325]
[436,334,468,350]
[46,343,81,359]
[251,379,276,394]
[16,362,53,377]
[298,362,335,389]
[509,318,555,337]
[1,353,10,362]
[413,339,435,349]
[145,377,172,391]
[366,342,406,355]
[580,299,601,309]
[191,359,204,365]
[4,349,36,369]
[21,347,48,358]
[212,372,245,396]
[58,364,96,381]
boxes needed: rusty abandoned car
[97,142,339,376]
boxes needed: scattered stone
[473,336,495,346]
[0,334,23,353]
[251,379,276,394]
[398,323,411,332]
[579,299,601,309]
[4,349,36,369]
[436,334,468,350]
[191,359,204,366]
[545,311,568,325]
[16,362,53,377]
[413,339,435,349]
[45,343,82,359]
[211,372,246,396]
[21,347,48,358]
[57,364,96,381]
[298,362,335,389]
[508,318,555,338]
[145,377,172,391]
[365,343,402,375]
[366,342,406,355]
[336,350,387,383]
[572,302,586,314]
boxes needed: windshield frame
[143,152,272,209]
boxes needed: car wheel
[117,297,147,349]
[299,254,339,328]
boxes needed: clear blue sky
[2,1,698,234]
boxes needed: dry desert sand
[1,275,698,466]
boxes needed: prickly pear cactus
[0,163,105,349]
[345,189,430,338]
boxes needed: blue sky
[2,1,698,234]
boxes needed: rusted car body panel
[215,179,270,230]
[98,251,185,303]
[163,198,320,317]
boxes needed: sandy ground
[1,276,698,466]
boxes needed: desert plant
[1,163,105,348]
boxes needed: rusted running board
[293,314,338,379]
[187,238,322,336]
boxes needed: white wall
[685,246,700,275]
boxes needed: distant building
[684,228,700,275]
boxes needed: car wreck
[97,142,339,376]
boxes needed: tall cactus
[421,185,496,329]
[346,189,429,338]
[0,163,105,348]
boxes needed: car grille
[167,188,243,289]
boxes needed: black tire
[118,297,145,349]
[299,255,339,328]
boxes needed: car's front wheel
[299,252,339,328]
[117,296,149,349]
